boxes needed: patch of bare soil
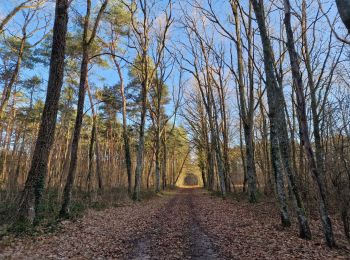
[1,188,349,259]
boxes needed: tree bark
[16,0,69,225]
[162,130,167,190]
[336,0,350,33]
[60,0,108,217]
[133,79,147,201]
[250,0,311,238]
[113,58,132,194]
[283,0,335,247]
[86,82,102,193]
[230,0,257,202]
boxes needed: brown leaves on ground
[0,189,349,259]
[194,191,350,259]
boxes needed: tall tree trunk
[250,0,311,238]
[113,58,132,194]
[270,116,290,227]
[162,130,167,190]
[199,150,207,188]
[239,118,247,192]
[60,0,108,217]
[16,0,69,225]
[197,38,226,196]
[301,0,326,179]
[155,129,161,192]
[146,146,155,189]
[283,0,335,247]
[200,102,214,190]
[87,116,96,193]
[60,45,89,217]
[216,57,231,193]
[230,0,258,203]
[210,91,226,196]
[86,82,102,193]
[133,80,147,201]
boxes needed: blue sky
[1,0,348,147]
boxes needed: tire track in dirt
[183,190,219,259]
[126,188,219,260]
[126,195,185,259]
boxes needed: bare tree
[60,0,109,217]
[123,0,173,200]
[250,0,311,237]
[283,0,335,247]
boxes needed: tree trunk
[155,130,161,192]
[87,116,96,193]
[146,147,155,189]
[86,82,102,193]
[283,0,335,247]
[251,0,311,238]
[60,0,108,216]
[162,131,167,190]
[133,80,147,201]
[60,45,89,217]
[271,117,291,227]
[336,0,350,33]
[231,0,258,202]
[113,58,132,194]
[16,0,69,225]
[301,1,324,176]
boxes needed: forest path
[126,189,218,260]
[1,188,348,259]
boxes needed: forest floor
[0,188,349,259]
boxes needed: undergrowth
[0,187,140,238]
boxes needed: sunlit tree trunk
[283,0,335,247]
[86,82,102,193]
[230,0,257,202]
[162,131,167,190]
[133,77,147,200]
[251,0,311,236]
[112,57,132,194]
[16,0,69,225]
[60,0,108,217]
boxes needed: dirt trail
[1,188,349,259]
[125,189,219,259]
